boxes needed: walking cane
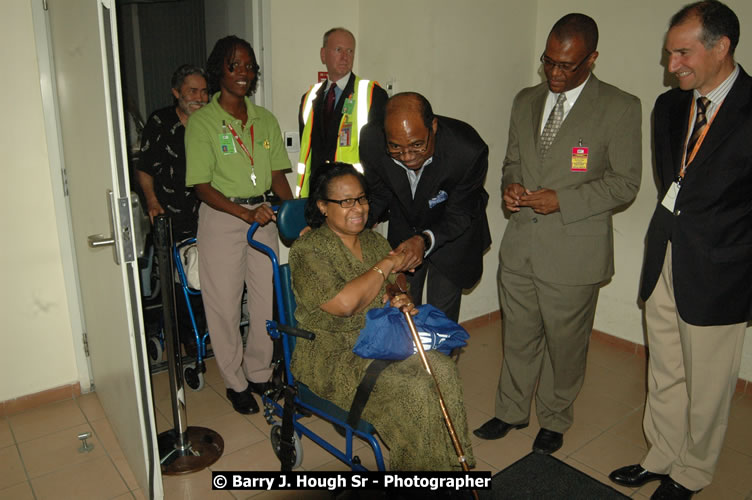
[400,308,479,500]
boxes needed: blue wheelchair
[246,199,386,471]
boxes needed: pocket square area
[428,190,448,208]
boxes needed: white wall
[1,0,78,401]
[534,0,752,380]
[5,0,751,404]
[356,0,537,321]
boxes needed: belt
[229,192,276,205]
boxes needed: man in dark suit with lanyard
[296,27,387,197]
[359,92,491,323]
[610,2,751,498]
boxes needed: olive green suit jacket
[500,75,642,285]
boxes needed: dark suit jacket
[360,116,492,289]
[298,73,388,176]
[500,75,642,285]
[641,66,752,326]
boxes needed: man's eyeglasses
[386,130,432,158]
[323,195,370,208]
[540,51,593,73]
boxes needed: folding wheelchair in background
[246,199,386,471]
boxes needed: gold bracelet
[371,265,386,281]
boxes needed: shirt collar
[391,156,434,172]
[694,63,739,104]
[330,72,351,91]
[548,73,591,108]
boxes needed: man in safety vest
[296,27,388,197]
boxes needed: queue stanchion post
[154,215,223,474]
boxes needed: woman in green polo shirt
[185,36,293,415]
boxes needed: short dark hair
[304,163,368,228]
[670,0,739,56]
[386,92,435,130]
[170,64,207,91]
[550,13,599,53]
[206,36,260,96]
[322,27,355,48]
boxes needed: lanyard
[226,122,257,186]
[226,122,254,165]
[680,98,723,178]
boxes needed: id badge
[339,121,352,147]
[660,181,681,212]
[342,95,355,115]
[219,133,236,155]
[571,147,588,171]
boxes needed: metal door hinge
[61,168,69,196]
[82,331,90,357]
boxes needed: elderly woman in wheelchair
[288,162,474,471]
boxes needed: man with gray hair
[610,2,750,498]
[137,64,209,239]
[296,27,388,197]
[137,64,209,358]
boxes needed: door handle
[87,235,115,247]
[87,190,120,265]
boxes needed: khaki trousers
[641,243,745,491]
[495,262,600,433]
[197,203,276,393]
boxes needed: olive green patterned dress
[289,224,474,471]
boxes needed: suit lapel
[555,75,598,145]
[667,92,692,179]
[687,68,752,171]
[531,86,547,151]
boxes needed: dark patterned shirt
[138,106,198,238]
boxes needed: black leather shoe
[226,387,259,414]
[609,464,667,487]
[532,428,563,454]
[651,478,696,499]
[473,417,528,440]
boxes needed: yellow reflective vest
[296,77,379,197]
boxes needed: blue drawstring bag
[353,303,470,360]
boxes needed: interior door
[43,0,161,497]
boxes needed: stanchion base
[158,426,223,475]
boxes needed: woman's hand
[384,274,418,316]
[242,204,276,225]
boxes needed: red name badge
[571,147,588,172]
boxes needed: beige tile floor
[2,318,751,499]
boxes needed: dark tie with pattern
[324,83,337,124]
[539,93,567,156]
[686,96,710,160]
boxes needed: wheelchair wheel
[270,423,303,469]
[147,336,163,364]
[184,363,205,391]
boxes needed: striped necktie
[686,96,710,160]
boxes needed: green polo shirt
[185,93,290,197]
